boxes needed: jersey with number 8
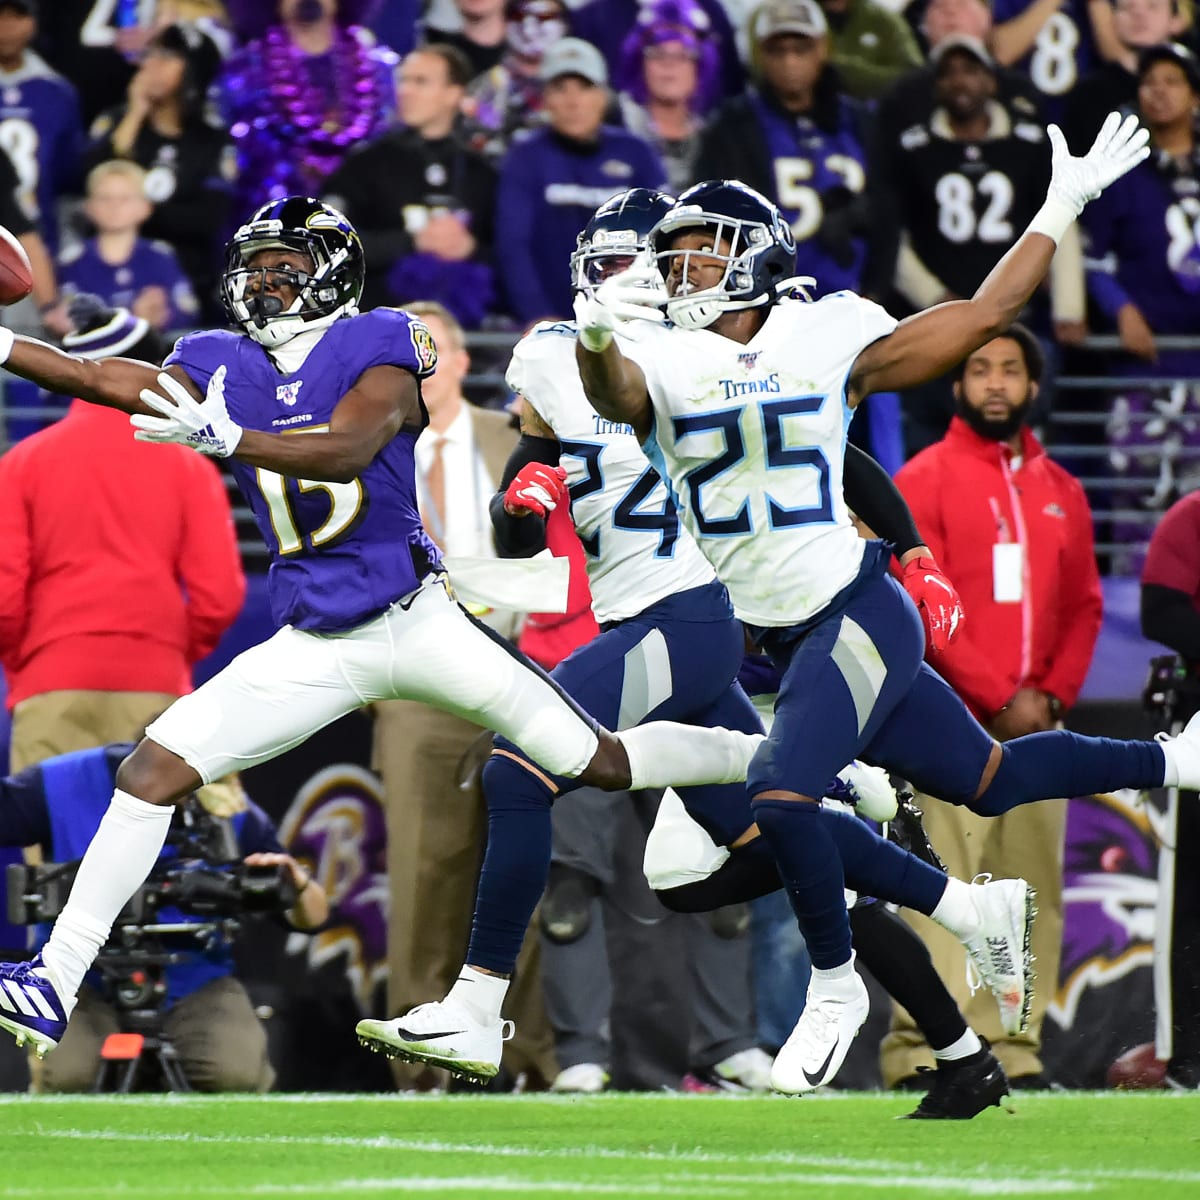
[626,294,897,627]
[508,321,714,623]
[166,307,440,632]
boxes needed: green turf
[0,1091,1196,1199]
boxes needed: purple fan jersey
[166,308,441,633]
[59,237,199,330]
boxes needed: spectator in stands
[1083,43,1200,571]
[152,1,236,58]
[84,22,234,321]
[882,324,1102,1090]
[814,0,923,100]
[1139,490,1200,1092]
[875,0,1045,152]
[35,1,136,128]
[0,744,327,1093]
[0,144,68,343]
[323,44,497,325]
[615,0,721,192]
[0,0,85,254]
[694,0,877,297]
[220,0,398,210]
[495,38,667,322]
[879,36,1085,453]
[463,0,569,163]
[372,302,557,1092]
[59,160,199,333]
[424,0,508,79]
[1064,0,1184,151]
[0,296,244,772]
[572,0,745,102]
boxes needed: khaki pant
[880,794,1067,1085]
[374,699,558,1090]
[37,975,274,1093]
[9,690,177,772]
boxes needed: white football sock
[448,965,509,1022]
[809,952,859,996]
[929,877,980,940]
[933,1029,984,1061]
[40,789,174,1000]
[621,723,763,790]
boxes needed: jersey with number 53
[166,308,440,634]
[627,294,896,627]
[508,321,715,623]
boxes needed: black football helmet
[570,187,675,294]
[221,196,365,348]
[649,180,797,329]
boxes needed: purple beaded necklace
[263,24,382,152]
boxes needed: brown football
[1106,1042,1167,1089]
[0,223,32,305]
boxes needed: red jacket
[0,401,245,710]
[894,416,1102,721]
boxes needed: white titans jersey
[628,293,898,627]
[507,321,715,623]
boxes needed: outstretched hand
[573,265,669,353]
[1046,112,1150,217]
[130,366,244,457]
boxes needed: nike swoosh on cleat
[390,1026,468,1042]
[800,1043,839,1089]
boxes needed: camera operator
[1141,493,1200,1091]
[0,743,327,1093]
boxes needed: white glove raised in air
[130,365,244,458]
[1031,112,1150,242]
[572,264,669,353]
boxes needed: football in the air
[0,223,32,304]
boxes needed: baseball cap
[539,36,608,86]
[930,33,997,71]
[751,0,828,44]
[1138,41,1200,92]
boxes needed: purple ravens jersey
[1082,153,1200,336]
[59,237,198,330]
[166,308,440,633]
[990,0,1094,121]
[0,53,85,251]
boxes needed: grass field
[0,1091,1196,1200]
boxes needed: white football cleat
[356,998,513,1085]
[551,1062,610,1093]
[962,876,1037,1036]
[769,966,869,1095]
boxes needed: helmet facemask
[221,205,363,349]
[655,212,779,330]
[570,227,655,297]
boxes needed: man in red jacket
[881,323,1102,1088]
[0,297,245,772]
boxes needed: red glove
[504,462,569,518]
[900,555,965,654]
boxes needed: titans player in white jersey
[573,114,1200,1093]
[360,191,1039,1096]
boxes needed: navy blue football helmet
[649,180,797,329]
[221,196,365,348]
[570,187,675,294]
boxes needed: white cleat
[769,967,869,1095]
[551,1062,610,1093]
[356,998,513,1085]
[962,876,1037,1036]
[708,1046,774,1092]
[1157,710,1200,789]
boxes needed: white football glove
[130,365,244,458]
[1046,111,1150,218]
[573,264,669,352]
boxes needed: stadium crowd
[0,0,1197,1100]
